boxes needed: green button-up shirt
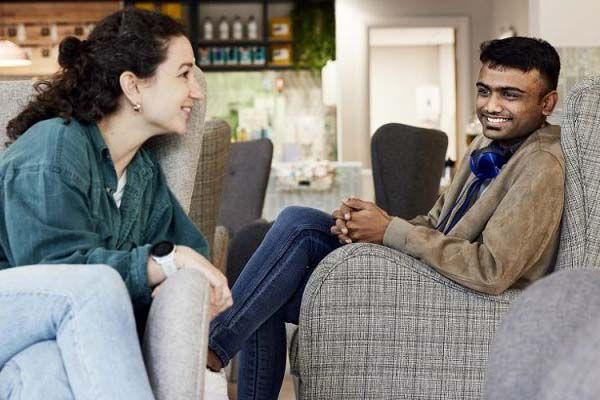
[0,117,208,320]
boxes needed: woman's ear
[119,71,141,108]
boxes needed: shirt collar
[84,121,111,160]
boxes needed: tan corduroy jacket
[383,124,564,295]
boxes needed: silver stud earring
[133,103,142,112]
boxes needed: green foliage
[291,2,335,70]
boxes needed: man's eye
[504,91,520,99]
[180,71,190,78]
[477,88,489,96]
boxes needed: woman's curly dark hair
[6,8,186,141]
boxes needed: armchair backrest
[189,119,231,257]
[0,80,34,154]
[0,66,207,214]
[371,123,448,220]
[556,76,600,271]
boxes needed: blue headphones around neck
[469,141,515,180]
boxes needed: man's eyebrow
[476,82,526,93]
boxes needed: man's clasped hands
[330,197,393,245]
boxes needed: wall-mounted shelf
[123,0,298,72]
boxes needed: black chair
[371,123,448,219]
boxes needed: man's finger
[340,203,353,220]
[343,197,371,210]
[332,209,343,220]
[336,218,348,235]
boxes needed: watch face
[153,241,174,257]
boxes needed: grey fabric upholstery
[143,268,210,400]
[371,123,448,219]
[292,77,600,399]
[188,119,231,260]
[217,138,273,237]
[0,67,212,400]
[484,270,600,400]
[555,76,600,271]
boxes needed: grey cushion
[371,123,448,219]
[485,270,600,400]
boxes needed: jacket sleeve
[1,167,153,308]
[382,150,564,295]
[407,191,446,229]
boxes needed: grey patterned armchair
[290,76,600,399]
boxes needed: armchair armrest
[297,243,519,400]
[142,268,210,400]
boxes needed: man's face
[475,63,555,143]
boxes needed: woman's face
[138,36,203,136]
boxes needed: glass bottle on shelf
[218,16,229,40]
[232,16,243,40]
[247,16,258,40]
[203,17,214,40]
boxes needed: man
[332,36,563,294]
[207,37,565,399]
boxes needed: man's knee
[277,206,330,226]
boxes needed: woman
[0,8,232,399]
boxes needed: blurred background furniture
[0,67,215,400]
[289,76,600,400]
[216,138,273,284]
[371,123,448,219]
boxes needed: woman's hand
[174,245,233,319]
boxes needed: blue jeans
[0,264,154,400]
[209,206,341,400]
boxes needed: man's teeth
[182,106,192,113]
[487,116,509,123]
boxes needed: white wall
[336,0,496,167]
[369,45,440,132]
[530,0,600,46]
[492,0,529,37]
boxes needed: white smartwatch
[151,241,178,277]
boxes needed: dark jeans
[209,206,341,400]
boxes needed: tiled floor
[227,373,296,400]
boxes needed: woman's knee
[65,266,131,313]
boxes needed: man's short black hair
[480,37,561,92]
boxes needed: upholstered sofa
[289,76,600,399]
[0,67,224,400]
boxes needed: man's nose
[484,93,503,114]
